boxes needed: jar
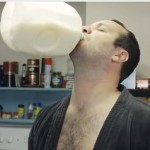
[27,59,39,74]
[6,112,12,119]
[2,112,7,119]
[34,103,42,119]
[12,112,18,119]
[0,105,3,118]
[52,72,63,88]
[0,65,4,87]
[3,61,17,87]
[18,104,25,119]
[26,59,40,86]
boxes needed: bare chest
[57,115,104,150]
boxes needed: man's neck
[69,71,121,114]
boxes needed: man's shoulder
[40,100,62,116]
[32,95,70,131]
[120,85,150,115]
[39,96,69,117]
[128,94,150,124]
[120,85,150,123]
[131,96,150,114]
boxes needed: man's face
[70,20,128,61]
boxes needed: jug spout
[80,33,84,40]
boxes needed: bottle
[0,105,3,118]
[18,104,25,119]
[21,64,27,87]
[3,61,16,87]
[44,58,52,88]
[52,72,63,88]
[1,2,84,57]
[0,65,4,87]
[27,103,34,119]
[65,57,74,89]
[67,57,74,75]
[13,61,20,87]
[40,58,45,87]
[34,102,42,119]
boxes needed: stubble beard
[70,44,112,76]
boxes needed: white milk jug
[0,2,83,57]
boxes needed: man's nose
[82,26,92,34]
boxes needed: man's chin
[70,39,87,56]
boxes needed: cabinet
[0,88,150,126]
[0,87,71,126]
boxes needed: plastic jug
[0,2,83,57]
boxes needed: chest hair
[57,113,104,150]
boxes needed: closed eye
[98,29,105,32]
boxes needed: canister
[26,59,40,86]
[3,61,18,87]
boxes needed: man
[28,20,150,150]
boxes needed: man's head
[70,19,140,83]
[112,19,140,83]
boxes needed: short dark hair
[112,19,140,83]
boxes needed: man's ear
[112,47,129,63]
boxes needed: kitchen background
[0,2,150,78]
[0,2,150,150]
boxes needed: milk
[5,23,82,57]
[0,2,83,57]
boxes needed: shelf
[0,87,150,97]
[0,118,34,125]
[0,88,150,126]
[0,87,72,91]
[1,87,150,97]
[0,88,71,125]
[0,87,71,124]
